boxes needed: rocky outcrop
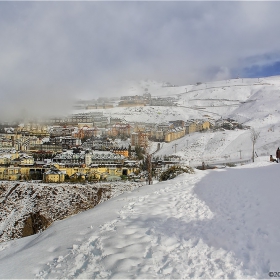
[0,181,143,243]
[22,212,51,237]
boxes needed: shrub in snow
[159,165,194,181]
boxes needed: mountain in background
[75,75,280,165]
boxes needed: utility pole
[173,143,178,153]
[251,128,260,163]
[238,150,242,159]
[144,139,152,185]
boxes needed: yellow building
[16,123,49,136]
[53,163,138,181]
[118,100,146,107]
[131,132,148,148]
[197,121,210,131]
[0,166,21,180]
[202,121,210,130]
[20,167,31,177]
[0,167,5,179]
[43,168,65,183]
[164,127,186,143]
[0,161,139,182]
[186,122,197,134]
[0,156,10,165]
[0,138,13,148]
[112,148,129,157]
[20,157,34,166]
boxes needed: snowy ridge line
[182,82,267,95]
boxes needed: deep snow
[0,157,279,279]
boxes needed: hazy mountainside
[76,76,280,126]
[73,76,280,165]
[87,76,280,165]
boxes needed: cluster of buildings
[118,93,177,107]
[49,112,108,127]
[0,103,245,183]
[215,118,247,130]
[0,148,138,183]
[72,92,177,109]
[130,119,212,144]
[0,118,137,182]
[46,112,213,146]
[73,97,117,110]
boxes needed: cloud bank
[1,2,280,120]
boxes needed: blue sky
[244,61,280,78]
[1,1,280,119]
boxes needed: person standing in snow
[276,147,280,163]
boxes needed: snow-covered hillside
[75,76,280,125]
[154,129,253,166]
[155,125,280,171]
[74,76,280,164]
[0,157,279,278]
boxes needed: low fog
[1,1,280,121]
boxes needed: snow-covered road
[0,159,279,279]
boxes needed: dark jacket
[276,148,280,158]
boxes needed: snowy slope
[155,129,254,166]
[154,125,280,167]
[76,76,280,124]
[113,76,280,164]
[0,157,279,278]
[74,76,280,165]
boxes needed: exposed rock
[0,181,144,242]
[22,212,51,237]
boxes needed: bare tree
[250,128,260,162]
[143,139,153,185]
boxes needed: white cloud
[214,67,231,81]
[1,2,280,119]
